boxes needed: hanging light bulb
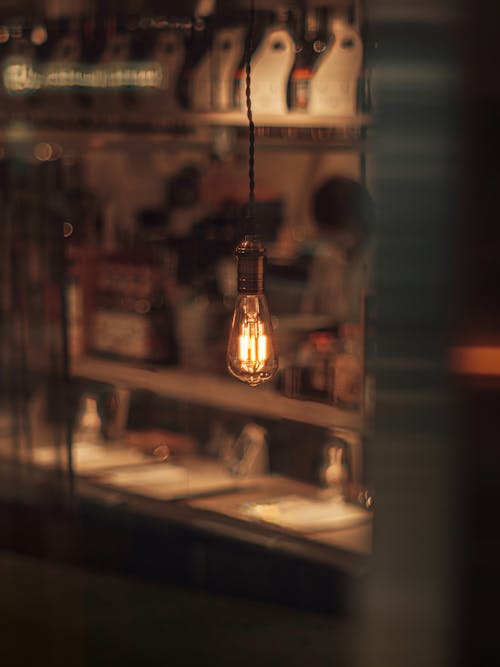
[227,236,277,386]
[226,0,277,386]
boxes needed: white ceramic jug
[309,19,363,116]
[240,27,295,116]
[212,26,245,111]
[152,30,185,114]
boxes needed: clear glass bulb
[227,293,278,387]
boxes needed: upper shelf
[184,111,372,129]
[72,355,362,431]
[0,110,371,152]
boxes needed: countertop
[0,440,372,614]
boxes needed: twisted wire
[244,0,256,233]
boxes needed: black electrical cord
[244,0,256,236]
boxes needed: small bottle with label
[296,330,336,402]
[289,45,311,112]
[289,6,329,112]
[286,6,307,111]
[331,323,362,409]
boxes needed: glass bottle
[332,323,362,409]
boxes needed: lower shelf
[72,355,362,430]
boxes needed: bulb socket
[236,235,265,294]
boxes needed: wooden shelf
[0,110,371,131]
[72,355,362,431]
[186,111,372,129]
[0,111,371,153]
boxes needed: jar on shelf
[296,329,337,403]
[289,62,311,111]
[331,323,362,409]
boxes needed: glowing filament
[238,320,268,373]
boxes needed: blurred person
[301,176,374,323]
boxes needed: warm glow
[237,320,268,373]
[227,294,277,386]
[31,26,47,46]
[449,345,500,377]
[34,142,53,161]
[34,142,63,162]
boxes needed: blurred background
[0,0,498,665]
